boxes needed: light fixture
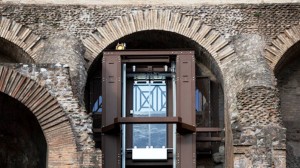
[115,43,126,50]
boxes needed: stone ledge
[1,0,299,5]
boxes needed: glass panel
[195,89,202,112]
[133,82,167,148]
[92,95,102,113]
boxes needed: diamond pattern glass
[133,82,167,148]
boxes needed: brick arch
[0,66,78,167]
[265,23,300,70]
[0,17,43,62]
[83,10,235,67]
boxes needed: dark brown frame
[101,50,198,168]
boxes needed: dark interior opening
[0,93,47,168]
[0,37,34,63]
[276,41,300,168]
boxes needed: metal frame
[102,50,197,168]
[171,61,177,168]
[121,63,126,168]
[102,54,121,168]
[175,54,196,167]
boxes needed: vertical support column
[176,53,196,168]
[102,53,121,168]
[121,63,126,168]
[171,61,177,168]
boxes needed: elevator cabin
[100,50,200,168]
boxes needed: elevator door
[132,81,167,148]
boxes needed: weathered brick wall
[15,64,93,150]
[0,4,299,43]
[220,34,285,167]
[1,64,98,167]
[1,0,299,5]
[235,86,282,127]
[36,31,87,104]
[222,77,286,167]
[233,86,285,167]
[0,2,295,167]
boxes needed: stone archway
[83,10,236,68]
[0,17,43,63]
[265,23,300,70]
[0,92,47,167]
[0,66,78,168]
[83,9,237,167]
[82,8,287,167]
[271,24,300,168]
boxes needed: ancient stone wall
[0,2,296,167]
[0,64,99,167]
[219,34,285,167]
[233,86,285,167]
[0,65,78,167]
[1,3,298,97]
[0,4,299,44]
[1,0,299,5]
[36,31,87,104]
[12,64,93,150]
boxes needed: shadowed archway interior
[0,92,47,168]
[276,41,300,168]
[86,30,223,109]
[88,30,222,79]
[0,37,35,63]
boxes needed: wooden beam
[115,117,181,124]
[104,50,194,56]
[93,128,102,133]
[97,117,197,134]
[177,122,196,133]
[196,127,222,132]
[196,137,222,142]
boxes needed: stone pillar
[233,87,286,168]
[222,34,286,167]
[36,31,87,105]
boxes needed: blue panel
[92,95,102,113]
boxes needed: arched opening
[0,37,34,63]
[0,92,47,167]
[85,30,224,167]
[276,41,300,168]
